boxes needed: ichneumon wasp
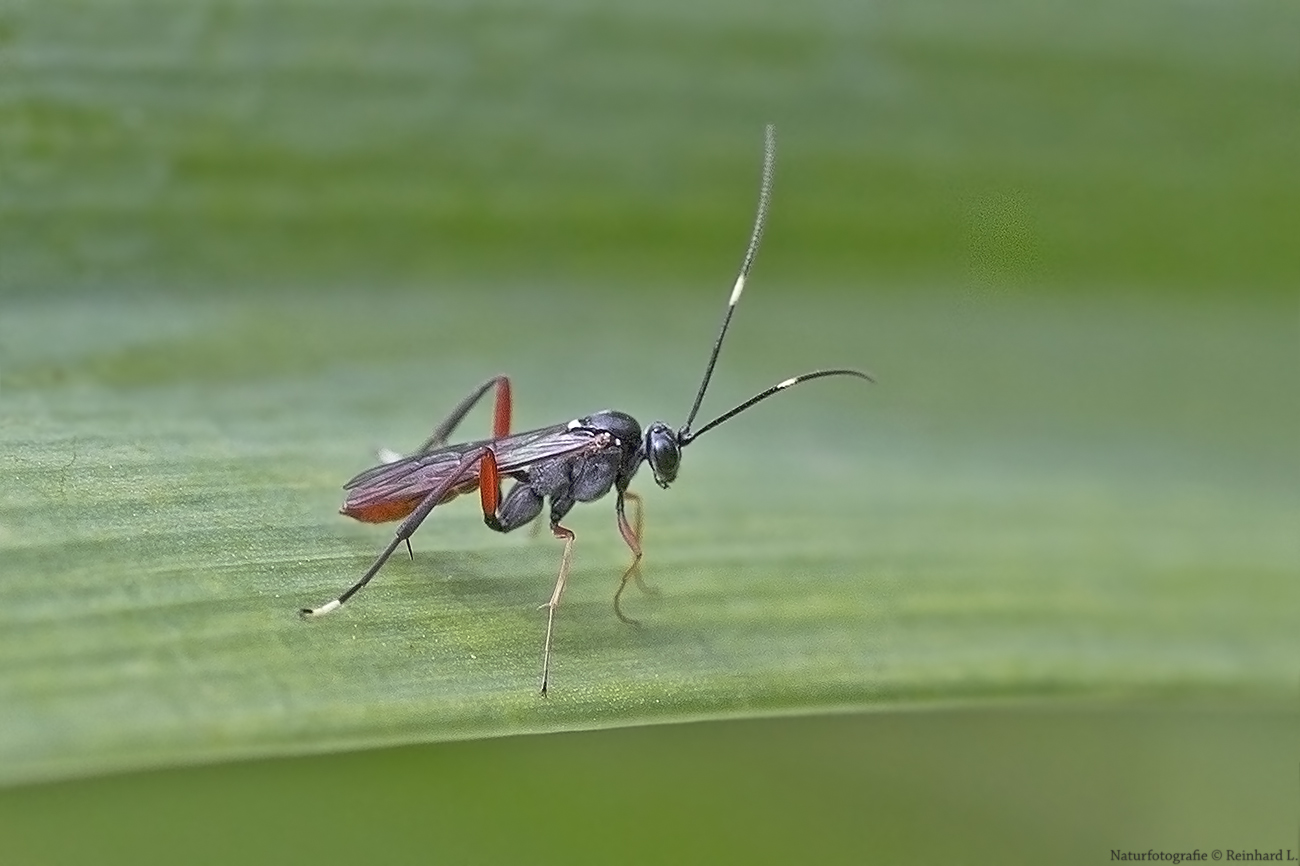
[301,125,874,694]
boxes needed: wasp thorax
[644,422,681,488]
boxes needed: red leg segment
[491,377,512,439]
[478,448,502,516]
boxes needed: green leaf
[1,0,1297,791]
[3,287,1295,785]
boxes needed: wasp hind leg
[377,375,514,463]
[301,446,497,618]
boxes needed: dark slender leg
[539,523,576,696]
[613,490,656,624]
[301,447,495,617]
[415,376,512,453]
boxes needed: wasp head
[644,422,681,488]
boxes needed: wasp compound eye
[645,423,681,488]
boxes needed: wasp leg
[301,446,495,617]
[538,522,576,697]
[612,489,656,625]
[376,375,514,462]
[416,375,512,452]
[477,477,568,696]
[624,491,655,595]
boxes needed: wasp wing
[342,422,601,509]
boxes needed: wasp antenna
[681,369,874,445]
[681,124,777,437]
[729,123,776,307]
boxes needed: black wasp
[302,125,873,693]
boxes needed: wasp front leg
[612,489,657,625]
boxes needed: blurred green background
[1,0,1297,862]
